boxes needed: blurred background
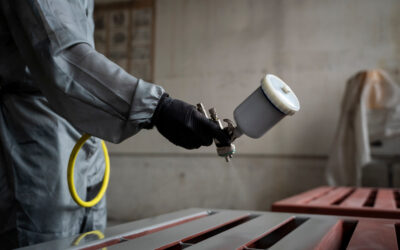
[93,0,400,225]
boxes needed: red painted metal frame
[346,219,399,250]
[23,209,400,250]
[314,218,399,250]
[272,186,400,219]
[107,214,400,249]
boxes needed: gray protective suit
[0,0,164,248]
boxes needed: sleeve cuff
[128,79,165,129]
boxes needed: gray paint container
[233,74,300,139]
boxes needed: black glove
[151,93,231,149]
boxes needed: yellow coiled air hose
[67,134,110,208]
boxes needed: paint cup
[233,74,300,138]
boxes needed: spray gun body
[196,104,237,162]
[197,74,300,162]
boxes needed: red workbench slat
[308,187,353,205]
[340,188,371,207]
[374,189,397,209]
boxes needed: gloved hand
[151,94,231,149]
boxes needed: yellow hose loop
[68,133,110,208]
[73,230,105,246]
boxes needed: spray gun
[197,74,300,162]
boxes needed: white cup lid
[260,74,300,115]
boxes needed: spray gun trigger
[223,119,240,142]
[223,119,235,130]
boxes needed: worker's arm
[60,43,230,148]
[1,0,161,142]
[56,42,164,143]
[1,0,230,147]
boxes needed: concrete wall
[95,0,400,223]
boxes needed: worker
[0,1,230,248]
